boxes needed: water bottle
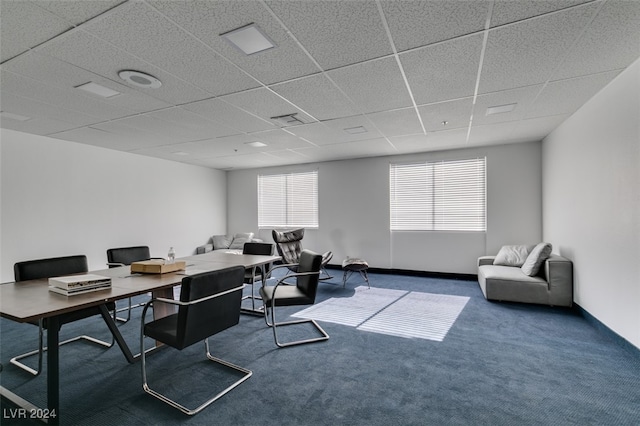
[167,247,176,264]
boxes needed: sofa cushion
[521,242,552,276]
[212,235,233,250]
[493,245,533,267]
[229,232,255,250]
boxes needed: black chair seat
[260,285,313,307]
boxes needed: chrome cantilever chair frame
[140,282,251,415]
[260,263,329,348]
[241,242,275,315]
[12,255,116,376]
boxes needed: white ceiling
[1,0,639,170]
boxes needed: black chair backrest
[242,242,274,256]
[272,228,304,264]
[107,246,151,267]
[14,255,88,282]
[296,250,322,302]
[176,266,245,349]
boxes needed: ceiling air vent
[270,113,305,127]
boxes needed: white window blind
[258,171,318,228]
[390,158,486,231]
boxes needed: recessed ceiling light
[486,103,517,116]
[75,82,120,98]
[221,23,276,55]
[246,141,268,148]
[344,126,367,134]
[0,111,31,121]
[118,70,162,89]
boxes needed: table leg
[46,316,60,425]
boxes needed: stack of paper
[48,274,112,296]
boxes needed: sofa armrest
[544,255,573,306]
[478,256,495,267]
[196,244,213,254]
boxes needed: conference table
[0,250,280,425]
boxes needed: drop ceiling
[1,0,638,170]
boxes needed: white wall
[542,58,640,349]
[228,142,542,274]
[0,129,227,282]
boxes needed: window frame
[389,157,487,232]
[257,170,319,229]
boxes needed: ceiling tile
[265,0,392,70]
[526,71,622,119]
[249,129,313,150]
[1,69,135,121]
[389,130,468,154]
[182,98,275,134]
[145,107,238,139]
[380,0,490,52]
[79,1,259,96]
[1,92,100,127]
[2,52,172,114]
[0,0,70,62]
[479,3,600,94]
[220,87,315,124]
[34,0,126,26]
[467,121,517,146]
[365,108,423,137]
[418,98,473,132]
[41,30,211,105]
[1,115,80,136]
[551,0,640,80]
[510,114,570,142]
[490,0,593,27]
[401,34,483,105]
[473,85,543,126]
[290,116,384,146]
[328,57,413,114]
[149,0,319,85]
[270,74,359,121]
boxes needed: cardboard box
[130,260,186,274]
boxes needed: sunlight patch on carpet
[292,286,469,341]
[357,291,469,341]
[292,286,407,326]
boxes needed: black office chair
[241,242,274,313]
[272,229,333,281]
[259,249,329,348]
[11,255,116,376]
[140,266,251,415]
[107,246,158,322]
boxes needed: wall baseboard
[573,303,640,358]
[325,264,477,281]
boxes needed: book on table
[48,274,112,296]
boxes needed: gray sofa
[477,254,573,307]
[196,233,262,254]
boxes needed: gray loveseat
[477,251,573,307]
[196,232,262,254]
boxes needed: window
[258,170,318,228]
[390,157,486,231]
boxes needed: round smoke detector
[118,70,162,89]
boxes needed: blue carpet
[1,273,639,425]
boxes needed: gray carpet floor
[1,271,639,425]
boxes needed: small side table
[342,258,370,288]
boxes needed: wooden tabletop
[0,252,280,323]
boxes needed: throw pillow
[521,242,553,276]
[493,245,533,267]
[229,232,255,250]
[211,234,233,250]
